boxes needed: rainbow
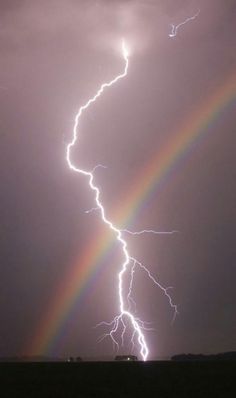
[26,70,236,356]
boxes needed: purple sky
[0,0,235,360]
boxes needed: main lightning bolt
[169,9,200,38]
[66,40,177,361]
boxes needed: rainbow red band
[25,70,236,356]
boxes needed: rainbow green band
[26,71,236,356]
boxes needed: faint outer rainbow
[26,71,235,356]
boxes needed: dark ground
[0,361,235,397]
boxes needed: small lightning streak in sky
[121,229,178,235]
[66,40,177,361]
[169,9,200,38]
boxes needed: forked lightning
[66,40,177,361]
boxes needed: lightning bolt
[66,40,177,361]
[169,9,200,38]
[121,228,178,235]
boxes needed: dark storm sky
[0,0,235,360]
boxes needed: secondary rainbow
[26,70,236,356]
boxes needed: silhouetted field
[0,360,235,397]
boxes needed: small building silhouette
[115,355,138,361]
[67,356,82,362]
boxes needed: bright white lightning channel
[66,40,177,361]
[169,9,200,38]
